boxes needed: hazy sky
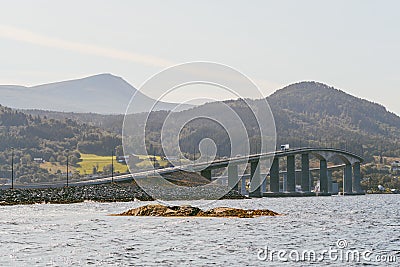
[1,1,399,114]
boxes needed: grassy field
[135,155,169,168]
[40,153,174,176]
[77,153,129,175]
[40,162,74,174]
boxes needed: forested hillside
[0,105,121,183]
[20,81,400,163]
[268,82,400,160]
[125,81,400,162]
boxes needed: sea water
[0,195,399,266]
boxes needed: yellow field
[40,162,74,174]
[136,155,169,168]
[77,153,129,175]
[41,153,172,176]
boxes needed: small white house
[33,157,44,163]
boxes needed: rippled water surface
[0,195,399,266]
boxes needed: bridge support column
[344,164,353,194]
[301,154,310,192]
[241,177,247,195]
[200,169,212,181]
[353,162,362,193]
[270,158,280,193]
[320,159,328,193]
[249,160,262,198]
[328,170,333,193]
[228,165,239,192]
[287,155,296,193]
[283,174,287,192]
[262,176,267,193]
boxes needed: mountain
[0,74,193,114]
[267,81,400,159]
[119,81,400,162]
[269,81,400,137]
[17,81,400,162]
[1,81,399,187]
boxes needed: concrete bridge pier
[228,165,239,191]
[270,158,280,193]
[262,176,267,193]
[286,155,296,192]
[249,160,262,198]
[343,164,353,194]
[353,162,362,193]
[200,169,212,180]
[320,159,328,193]
[328,170,333,193]
[283,173,287,192]
[241,177,247,195]
[301,154,310,192]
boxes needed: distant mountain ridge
[0,74,193,114]
[268,81,400,137]
[121,81,400,161]
[16,80,400,161]
[265,81,400,159]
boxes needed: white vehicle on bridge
[280,144,290,151]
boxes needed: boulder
[117,204,202,217]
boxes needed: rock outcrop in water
[115,204,280,218]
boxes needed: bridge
[188,147,364,197]
[5,147,365,198]
[74,147,365,198]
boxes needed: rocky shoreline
[0,182,246,206]
[115,204,280,218]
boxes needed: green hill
[23,81,400,162]
[1,81,400,189]
[267,81,400,160]
[118,81,400,162]
[0,105,121,184]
